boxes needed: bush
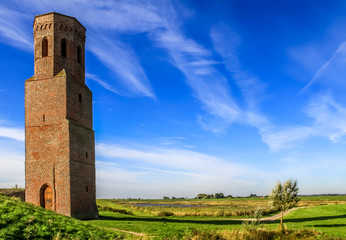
[184,228,329,240]
[184,229,225,240]
[97,205,133,215]
[157,211,174,217]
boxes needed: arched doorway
[40,185,53,210]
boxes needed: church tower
[25,12,98,219]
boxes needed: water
[133,203,203,208]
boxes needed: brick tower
[25,12,98,219]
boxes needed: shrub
[157,211,174,217]
[97,205,133,215]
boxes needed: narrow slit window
[61,39,67,57]
[86,152,88,158]
[42,114,45,122]
[42,38,48,57]
[79,93,82,103]
[77,45,82,64]
[86,186,88,192]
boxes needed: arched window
[77,45,82,64]
[42,37,48,57]
[61,39,67,57]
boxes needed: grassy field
[90,196,346,239]
[284,204,346,237]
[1,193,346,239]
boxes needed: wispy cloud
[305,93,346,142]
[159,136,188,146]
[210,23,276,141]
[0,4,32,51]
[260,93,346,151]
[262,126,315,151]
[86,73,120,95]
[0,126,24,141]
[96,142,244,176]
[210,23,268,110]
[155,29,240,132]
[0,1,160,99]
[95,141,272,198]
[0,139,24,188]
[88,34,156,99]
[300,41,346,93]
[1,1,240,129]
[16,0,165,33]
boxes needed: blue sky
[1,0,346,198]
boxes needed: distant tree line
[194,193,266,199]
[195,193,233,199]
[163,196,186,200]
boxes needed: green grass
[2,194,346,239]
[91,198,346,239]
[0,195,125,240]
[283,204,346,237]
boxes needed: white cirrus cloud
[86,73,120,95]
[300,41,346,93]
[0,4,32,51]
[96,142,246,176]
[88,35,156,99]
[155,29,240,132]
[94,142,276,198]
[0,126,24,141]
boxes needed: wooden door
[43,186,53,210]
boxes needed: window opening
[77,45,82,64]
[86,186,88,192]
[42,38,48,57]
[61,39,67,57]
[79,93,82,103]
[42,114,45,122]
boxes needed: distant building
[25,12,98,219]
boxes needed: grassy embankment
[90,196,346,239]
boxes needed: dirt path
[104,227,146,236]
[236,207,305,221]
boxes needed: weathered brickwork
[25,12,98,219]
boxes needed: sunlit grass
[0,195,125,240]
[92,196,346,239]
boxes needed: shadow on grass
[305,224,346,228]
[98,215,243,225]
[97,212,346,226]
[283,214,346,223]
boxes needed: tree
[269,179,299,230]
[214,193,224,199]
[196,193,207,199]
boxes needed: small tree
[269,179,299,230]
